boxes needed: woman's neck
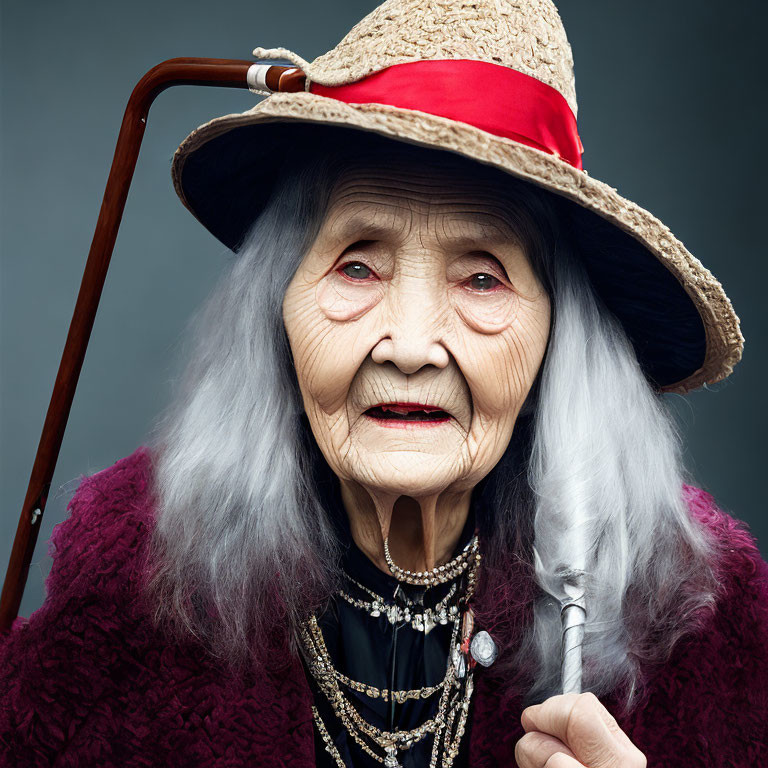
[339,480,473,573]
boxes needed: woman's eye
[339,262,374,280]
[467,273,501,291]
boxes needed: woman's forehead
[321,164,528,246]
[328,155,523,202]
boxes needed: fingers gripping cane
[0,58,306,633]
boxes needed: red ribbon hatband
[309,59,584,170]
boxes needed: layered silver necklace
[300,535,488,768]
[337,576,460,634]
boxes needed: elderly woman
[2,1,767,767]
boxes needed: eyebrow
[327,214,398,244]
[325,212,523,249]
[437,231,523,250]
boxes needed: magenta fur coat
[2,445,767,767]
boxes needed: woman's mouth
[364,402,452,427]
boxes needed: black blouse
[309,473,476,768]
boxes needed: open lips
[364,402,452,424]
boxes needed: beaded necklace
[337,577,460,633]
[383,534,479,587]
[302,610,475,768]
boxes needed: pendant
[470,630,498,667]
[384,745,401,768]
[452,646,466,679]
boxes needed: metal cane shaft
[561,602,586,694]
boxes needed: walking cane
[0,58,306,633]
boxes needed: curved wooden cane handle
[0,57,304,632]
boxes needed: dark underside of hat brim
[177,122,705,393]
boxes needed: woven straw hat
[171,0,743,395]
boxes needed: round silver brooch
[470,630,498,667]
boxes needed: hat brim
[171,91,743,395]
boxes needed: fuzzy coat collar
[2,446,767,766]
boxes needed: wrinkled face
[282,155,551,499]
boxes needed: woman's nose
[370,279,450,374]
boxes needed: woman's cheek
[450,285,518,334]
[452,301,550,419]
[316,273,384,321]
[300,322,369,412]
[286,279,383,415]
[461,334,523,414]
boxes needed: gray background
[2,0,766,619]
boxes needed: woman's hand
[516,692,647,768]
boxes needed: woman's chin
[346,447,468,497]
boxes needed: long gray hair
[145,132,721,711]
